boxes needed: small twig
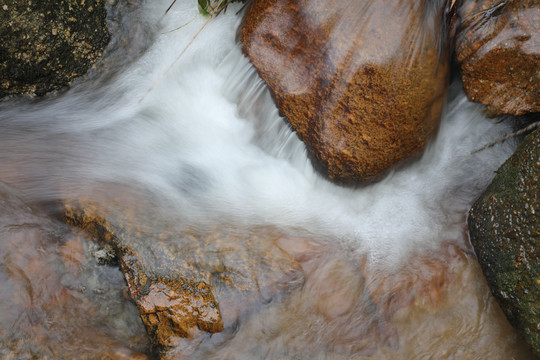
[469,120,540,155]
[162,16,198,34]
[165,0,178,14]
[138,0,237,104]
[158,0,178,23]
[236,0,252,15]
[138,15,213,104]
[470,0,508,21]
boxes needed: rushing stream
[0,1,535,359]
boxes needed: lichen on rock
[0,0,110,97]
[468,129,540,357]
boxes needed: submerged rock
[456,0,540,116]
[197,236,534,359]
[61,189,303,358]
[0,0,110,97]
[468,129,540,356]
[240,0,450,184]
[0,182,150,359]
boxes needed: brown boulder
[240,0,450,184]
[455,0,540,116]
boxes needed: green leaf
[198,0,210,16]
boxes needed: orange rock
[456,0,540,116]
[241,0,450,184]
[124,264,224,346]
[62,202,225,351]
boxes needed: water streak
[0,0,533,358]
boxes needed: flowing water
[0,1,534,359]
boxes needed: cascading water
[0,1,534,359]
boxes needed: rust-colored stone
[121,256,224,346]
[240,0,449,184]
[456,0,540,116]
[62,203,224,350]
[61,187,303,358]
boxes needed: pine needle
[138,15,213,104]
[469,120,540,155]
[139,0,234,104]
[158,0,178,23]
[165,0,178,14]
[162,16,198,34]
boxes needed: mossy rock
[468,129,540,357]
[0,0,110,97]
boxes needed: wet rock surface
[0,0,110,97]
[193,238,534,359]
[468,129,540,356]
[455,0,540,116]
[0,182,150,359]
[240,0,449,184]
[61,188,303,358]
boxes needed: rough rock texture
[62,191,303,358]
[241,0,450,184]
[0,182,150,359]
[468,129,540,357]
[456,0,540,116]
[0,0,110,97]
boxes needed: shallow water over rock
[0,1,535,359]
[0,183,150,359]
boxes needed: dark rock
[468,129,540,356]
[455,0,540,116]
[0,0,110,97]
[61,189,303,358]
[240,0,450,184]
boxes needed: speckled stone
[0,0,110,97]
[240,0,450,184]
[456,0,540,116]
[468,129,540,357]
